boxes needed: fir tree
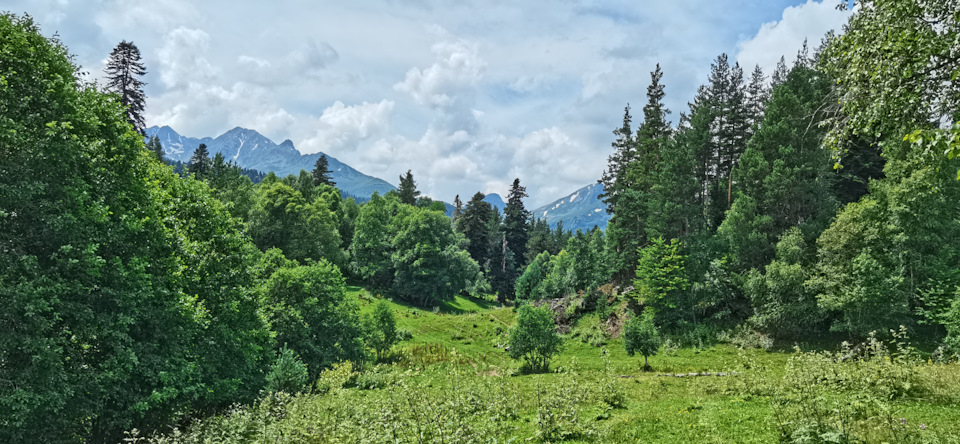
[104,40,147,135]
[397,169,420,205]
[456,192,494,268]
[312,154,335,187]
[188,143,211,178]
[607,65,673,284]
[503,178,531,268]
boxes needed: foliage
[809,162,960,336]
[259,261,365,378]
[349,192,398,287]
[540,249,576,300]
[745,227,824,337]
[389,205,481,306]
[455,191,494,268]
[624,311,662,370]
[363,300,399,361]
[508,305,562,372]
[633,237,690,328]
[187,143,211,177]
[821,0,960,172]
[247,179,343,265]
[146,134,164,160]
[265,346,310,394]
[515,250,551,301]
[765,329,933,443]
[503,178,531,270]
[0,14,271,442]
[570,313,609,347]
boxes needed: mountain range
[531,183,610,233]
[145,126,395,199]
[147,126,607,230]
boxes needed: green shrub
[363,300,399,361]
[571,313,608,347]
[315,361,356,395]
[623,311,662,370]
[508,305,561,373]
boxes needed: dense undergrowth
[133,293,960,443]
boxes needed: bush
[571,314,608,347]
[363,300,399,361]
[508,305,561,373]
[623,311,662,370]
[265,346,309,394]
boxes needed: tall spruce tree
[104,40,147,135]
[312,154,335,187]
[397,169,420,205]
[188,143,211,177]
[456,192,494,269]
[503,178,531,268]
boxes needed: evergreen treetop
[104,40,147,135]
[397,169,420,205]
[313,154,336,187]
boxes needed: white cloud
[299,100,395,154]
[736,0,852,75]
[394,35,486,134]
[157,27,216,88]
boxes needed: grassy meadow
[132,289,960,443]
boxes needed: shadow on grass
[440,294,500,314]
[349,283,502,315]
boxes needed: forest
[2,1,960,442]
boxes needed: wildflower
[919,424,927,430]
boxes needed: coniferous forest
[3,2,960,442]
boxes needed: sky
[8,0,851,207]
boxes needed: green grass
[144,288,960,443]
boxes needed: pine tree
[685,54,752,230]
[146,135,164,161]
[104,40,147,135]
[312,154,335,187]
[397,169,420,205]
[503,178,531,268]
[188,143,211,177]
